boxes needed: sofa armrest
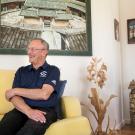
[45,116,91,135]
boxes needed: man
[0,38,60,135]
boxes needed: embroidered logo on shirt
[40,71,47,77]
[51,80,56,85]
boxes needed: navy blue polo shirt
[12,61,60,108]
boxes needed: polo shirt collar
[42,61,49,69]
[28,61,49,71]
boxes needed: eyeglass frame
[26,47,47,52]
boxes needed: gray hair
[29,38,49,50]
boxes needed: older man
[0,38,60,135]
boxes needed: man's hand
[26,108,46,123]
[5,89,16,101]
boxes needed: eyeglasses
[26,48,46,52]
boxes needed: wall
[91,0,123,129]
[119,0,135,123]
[0,0,123,130]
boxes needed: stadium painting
[0,0,92,56]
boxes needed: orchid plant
[86,57,117,135]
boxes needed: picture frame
[127,19,135,44]
[0,0,92,56]
[114,19,119,41]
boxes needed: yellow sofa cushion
[0,70,15,115]
[45,116,91,135]
[61,96,81,118]
[0,115,4,120]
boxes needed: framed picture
[114,19,119,41]
[0,0,92,56]
[127,19,135,44]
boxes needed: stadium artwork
[0,0,92,56]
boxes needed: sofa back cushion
[0,70,15,114]
[54,80,67,119]
[61,96,82,118]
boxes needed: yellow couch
[0,69,91,135]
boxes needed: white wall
[119,0,135,123]
[91,0,123,129]
[0,0,124,130]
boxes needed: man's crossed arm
[5,84,54,123]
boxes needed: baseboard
[116,120,125,129]
[124,119,131,124]
[116,119,131,129]
[115,119,131,129]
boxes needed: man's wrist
[13,88,17,96]
[24,107,32,116]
